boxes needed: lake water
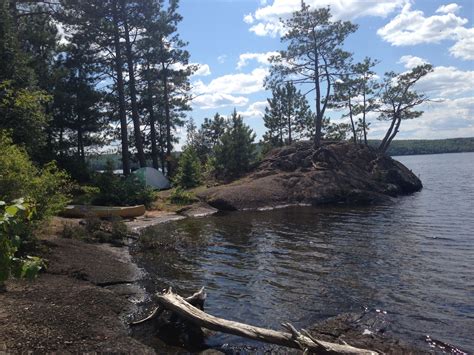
[140,152,474,352]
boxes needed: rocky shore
[0,218,154,353]
[199,141,422,211]
[0,143,429,353]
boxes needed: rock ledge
[199,141,422,211]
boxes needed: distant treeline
[368,138,474,156]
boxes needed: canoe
[61,205,146,219]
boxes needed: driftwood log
[134,287,377,354]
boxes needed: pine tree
[214,109,256,180]
[52,39,106,164]
[351,58,380,145]
[267,2,357,147]
[139,0,195,177]
[120,0,146,168]
[174,146,201,189]
[378,64,433,153]
[263,82,312,147]
[0,1,50,154]
[190,113,228,162]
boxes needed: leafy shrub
[169,188,198,205]
[70,185,101,205]
[174,146,202,189]
[0,131,71,222]
[92,168,155,207]
[1,199,45,290]
[60,216,129,246]
[57,155,92,183]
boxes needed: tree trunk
[122,5,146,168]
[287,106,292,146]
[279,118,283,146]
[151,288,377,355]
[77,124,84,163]
[348,97,357,145]
[162,66,172,177]
[362,88,368,145]
[8,0,18,27]
[158,119,166,172]
[314,50,322,148]
[383,117,402,153]
[147,78,159,170]
[112,0,130,175]
[58,126,64,158]
[378,116,397,153]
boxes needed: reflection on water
[139,152,474,351]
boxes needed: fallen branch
[155,288,377,354]
[131,287,206,326]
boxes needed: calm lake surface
[140,152,474,351]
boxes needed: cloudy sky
[177,0,473,144]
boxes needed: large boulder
[199,141,422,211]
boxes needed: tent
[133,167,171,190]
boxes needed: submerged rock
[199,141,422,211]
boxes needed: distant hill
[368,138,474,156]
[88,138,474,170]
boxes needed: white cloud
[370,58,474,139]
[436,3,462,14]
[247,0,407,37]
[397,97,474,139]
[194,64,211,77]
[236,51,280,69]
[449,27,474,60]
[398,55,428,69]
[416,65,474,98]
[238,101,268,119]
[397,56,473,98]
[193,68,268,96]
[191,68,268,110]
[377,3,467,45]
[171,62,211,77]
[243,13,254,24]
[378,3,473,60]
[217,55,227,64]
[192,93,248,110]
[369,96,474,139]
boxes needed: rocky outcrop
[199,141,422,211]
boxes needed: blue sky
[175,0,473,145]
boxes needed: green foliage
[331,57,379,144]
[322,118,352,141]
[0,199,45,286]
[213,110,257,181]
[169,188,198,205]
[378,64,433,153]
[70,185,101,205]
[92,169,155,207]
[267,2,358,146]
[0,131,71,222]
[61,217,128,246]
[174,146,202,189]
[263,82,313,148]
[0,81,50,154]
[190,113,228,163]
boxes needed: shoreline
[0,209,433,354]
[0,210,215,354]
[0,217,154,353]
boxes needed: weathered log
[131,287,206,326]
[155,288,378,354]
